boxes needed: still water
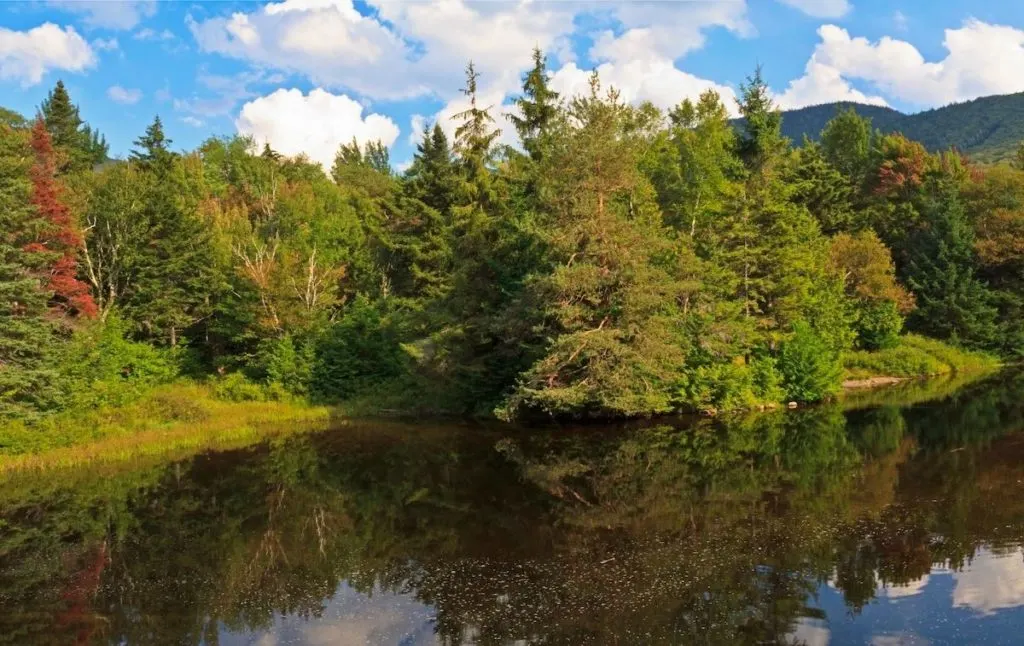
[3,372,1024,645]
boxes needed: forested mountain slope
[760,93,1024,164]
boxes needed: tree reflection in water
[2,371,1024,645]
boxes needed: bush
[843,334,999,378]
[779,321,843,403]
[311,297,405,402]
[60,315,179,409]
[253,334,315,395]
[855,301,903,351]
[677,356,786,412]
[213,372,269,402]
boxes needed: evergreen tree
[904,183,999,349]
[453,61,500,200]
[39,80,107,172]
[508,47,559,161]
[25,119,97,319]
[502,75,700,418]
[0,121,61,418]
[405,123,461,215]
[787,140,855,235]
[130,116,174,172]
[737,67,786,173]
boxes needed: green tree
[39,80,107,172]
[501,75,700,418]
[0,122,61,418]
[821,107,873,186]
[508,47,560,161]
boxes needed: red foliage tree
[25,118,97,318]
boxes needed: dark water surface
[3,373,1024,645]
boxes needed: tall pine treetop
[131,116,175,172]
[508,47,559,160]
[38,80,108,172]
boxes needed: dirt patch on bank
[842,376,907,390]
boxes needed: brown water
[2,372,1024,645]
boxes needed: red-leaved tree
[25,118,97,319]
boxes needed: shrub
[311,297,405,402]
[779,321,842,403]
[213,372,269,402]
[253,334,315,395]
[677,356,786,412]
[60,315,179,408]
[855,301,903,351]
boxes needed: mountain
[766,92,1024,164]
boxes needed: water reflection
[2,372,1024,645]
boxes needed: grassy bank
[0,383,331,474]
[843,334,1000,382]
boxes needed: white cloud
[134,28,175,41]
[551,60,739,116]
[776,59,889,109]
[775,0,851,19]
[235,88,400,169]
[0,23,96,86]
[48,1,157,31]
[181,116,204,128]
[107,85,142,104]
[408,114,427,147]
[953,549,1024,616]
[189,0,422,100]
[590,1,752,64]
[174,69,274,118]
[788,21,1024,109]
[92,37,119,51]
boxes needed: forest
[2,50,1023,446]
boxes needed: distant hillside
[762,92,1024,164]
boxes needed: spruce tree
[0,122,61,418]
[39,80,107,172]
[508,47,559,161]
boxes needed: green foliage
[677,357,784,412]
[38,80,107,172]
[779,321,843,402]
[254,334,315,396]
[844,334,998,379]
[311,298,405,401]
[60,315,179,409]
[855,301,904,351]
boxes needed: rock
[787,401,798,409]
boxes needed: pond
[3,372,1024,645]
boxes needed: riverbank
[842,334,999,383]
[0,384,332,474]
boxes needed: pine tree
[904,182,999,349]
[130,116,174,172]
[737,67,786,174]
[453,61,500,200]
[405,123,461,215]
[0,122,62,418]
[125,118,216,346]
[39,80,107,172]
[787,140,855,235]
[508,47,559,161]
[501,74,700,418]
[25,119,97,319]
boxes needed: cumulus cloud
[551,60,739,116]
[953,549,1024,616]
[775,0,851,19]
[590,1,751,64]
[236,88,400,169]
[0,23,96,86]
[776,59,889,109]
[107,85,142,104]
[785,21,1024,109]
[48,0,157,31]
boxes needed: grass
[0,383,332,475]
[843,334,1000,380]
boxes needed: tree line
[2,52,1022,422]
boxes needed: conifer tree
[39,80,107,172]
[508,47,559,161]
[0,122,61,417]
[25,119,96,319]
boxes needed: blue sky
[4,0,1024,168]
